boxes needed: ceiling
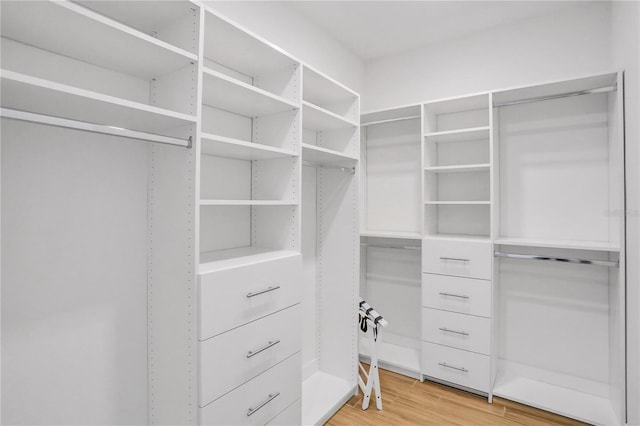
[285,1,590,61]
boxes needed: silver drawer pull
[438,292,469,299]
[440,257,470,262]
[247,392,280,416]
[247,340,281,358]
[438,362,468,373]
[439,327,469,336]
[246,286,280,298]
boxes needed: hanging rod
[493,85,616,108]
[0,108,192,148]
[494,251,618,267]
[361,242,420,251]
[302,160,355,174]
[361,115,421,127]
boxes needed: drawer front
[422,238,492,279]
[422,273,491,317]
[200,353,301,426]
[422,308,490,355]
[422,342,490,392]
[266,399,301,426]
[200,305,301,406]
[199,255,301,339]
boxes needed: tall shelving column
[420,94,494,398]
[359,105,423,378]
[300,64,360,426]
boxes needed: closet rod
[361,115,421,127]
[493,85,616,108]
[302,160,355,174]
[361,242,420,251]
[0,108,192,148]
[494,251,618,267]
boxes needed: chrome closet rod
[360,242,420,251]
[493,85,616,108]
[361,114,421,127]
[0,108,192,148]
[302,160,355,174]
[494,251,619,268]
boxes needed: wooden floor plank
[327,367,588,426]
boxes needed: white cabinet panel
[199,254,301,339]
[421,342,490,393]
[266,399,301,426]
[422,308,490,355]
[200,305,301,406]
[422,273,491,317]
[422,238,492,279]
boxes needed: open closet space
[2,2,639,426]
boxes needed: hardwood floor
[326,367,587,426]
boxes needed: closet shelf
[424,126,490,143]
[201,133,297,160]
[424,163,490,173]
[361,230,422,240]
[1,70,196,137]
[493,375,618,426]
[199,200,297,206]
[494,238,620,252]
[199,247,299,274]
[425,201,491,205]
[303,65,358,109]
[302,372,354,426]
[1,0,197,81]
[303,101,358,131]
[424,234,491,242]
[203,8,298,78]
[302,143,357,167]
[202,68,298,118]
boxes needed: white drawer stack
[198,254,303,425]
[421,238,492,393]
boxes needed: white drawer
[200,305,301,406]
[421,341,489,393]
[199,254,301,339]
[266,399,301,426]
[422,308,490,355]
[422,238,492,279]
[422,273,491,317]
[200,353,301,426]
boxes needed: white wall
[207,1,365,95]
[363,2,612,111]
[612,2,640,424]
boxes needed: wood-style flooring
[327,367,587,426]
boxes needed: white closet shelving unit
[359,105,423,378]
[301,64,360,426]
[2,3,361,426]
[360,72,626,426]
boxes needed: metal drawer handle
[246,286,280,298]
[438,292,470,299]
[247,392,280,416]
[439,327,469,336]
[438,362,468,373]
[440,257,470,262]
[247,340,281,358]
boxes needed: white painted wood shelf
[302,372,354,426]
[424,126,490,143]
[424,163,490,173]
[303,65,357,109]
[199,200,297,206]
[494,238,620,252]
[302,143,357,167]
[424,234,491,242]
[199,246,299,274]
[202,68,298,117]
[425,201,491,205]
[493,374,617,426]
[303,101,358,131]
[201,133,297,160]
[361,230,423,240]
[1,0,197,80]
[0,70,196,136]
